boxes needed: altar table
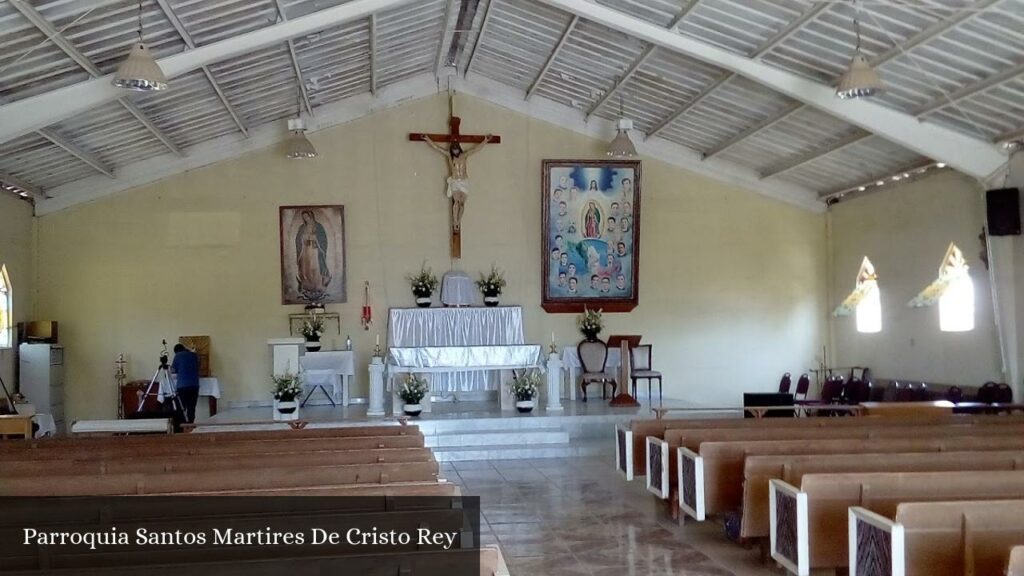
[299,350,355,406]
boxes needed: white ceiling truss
[0,0,1021,213]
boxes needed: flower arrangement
[510,370,542,402]
[408,264,440,298]
[272,373,302,402]
[399,374,429,404]
[577,307,604,339]
[300,312,325,340]
[475,265,507,297]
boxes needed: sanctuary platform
[197,398,725,462]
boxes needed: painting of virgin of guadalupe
[542,160,641,313]
[280,205,347,305]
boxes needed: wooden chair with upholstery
[577,339,616,402]
[794,374,810,401]
[978,382,1000,403]
[778,373,792,394]
[629,345,663,404]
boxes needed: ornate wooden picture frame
[542,159,641,313]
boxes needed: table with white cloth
[299,350,355,406]
[561,346,622,401]
[388,345,542,413]
[387,306,527,394]
[163,376,222,415]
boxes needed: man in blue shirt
[171,344,200,423]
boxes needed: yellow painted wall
[0,193,34,389]
[829,170,1003,385]
[36,94,828,419]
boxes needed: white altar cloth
[388,306,525,392]
[160,377,221,401]
[389,346,542,371]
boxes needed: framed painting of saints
[279,205,347,305]
[542,160,641,313]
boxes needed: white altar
[386,306,540,412]
[299,350,355,406]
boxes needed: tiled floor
[443,457,776,576]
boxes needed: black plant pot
[582,331,600,342]
[483,293,500,307]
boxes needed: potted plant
[408,265,439,308]
[577,307,604,341]
[511,370,542,413]
[399,374,429,417]
[476,265,507,307]
[272,373,302,421]
[301,312,325,352]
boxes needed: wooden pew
[617,414,1024,479]
[769,470,1024,575]
[739,448,1024,538]
[0,447,436,476]
[650,422,1024,502]
[1007,545,1024,576]
[1,434,425,461]
[0,460,441,496]
[849,500,1024,576]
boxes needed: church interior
[2,0,1024,574]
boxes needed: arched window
[909,243,974,332]
[833,257,881,334]
[0,265,10,349]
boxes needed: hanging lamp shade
[285,130,318,159]
[607,118,637,158]
[836,51,884,99]
[112,42,167,91]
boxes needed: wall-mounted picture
[280,205,347,305]
[542,160,641,313]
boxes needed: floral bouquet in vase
[577,307,604,341]
[476,265,507,307]
[272,373,302,421]
[408,264,439,308]
[510,370,542,413]
[301,313,325,351]
[399,374,429,416]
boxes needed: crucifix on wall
[409,94,501,259]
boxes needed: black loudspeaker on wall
[987,187,1022,236]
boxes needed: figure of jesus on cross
[410,106,500,259]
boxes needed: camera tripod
[136,340,183,415]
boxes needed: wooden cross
[409,112,501,259]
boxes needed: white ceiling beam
[435,0,457,77]
[760,131,872,178]
[274,0,315,117]
[822,159,937,201]
[914,60,1024,118]
[534,0,1006,179]
[584,2,698,120]
[10,0,184,156]
[369,15,378,95]
[0,171,44,200]
[526,16,579,100]
[998,127,1024,145]
[463,0,497,77]
[704,0,997,161]
[37,128,114,178]
[154,0,250,136]
[648,1,829,139]
[34,72,825,215]
[0,0,417,146]
[703,102,802,158]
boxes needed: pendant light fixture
[112,0,168,91]
[607,96,637,158]
[836,12,884,99]
[285,118,318,159]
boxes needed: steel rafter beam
[274,0,315,117]
[10,0,184,156]
[435,0,457,77]
[647,1,829,140]
[702,0,998,161]
[584,2,698,120]
[463,0,497,77]
[369,15,378,94]
[535,0,1005,178]
[702,101,802,158]
[525,16,579,100]
[154,0,250,136]
[0,171,44,200]
[760,131,872,178]
[37,128,114,178]
[0,0,415,145]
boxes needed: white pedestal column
[546,353,564,411]
[367,357,385,417]
[268,338,305,376]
